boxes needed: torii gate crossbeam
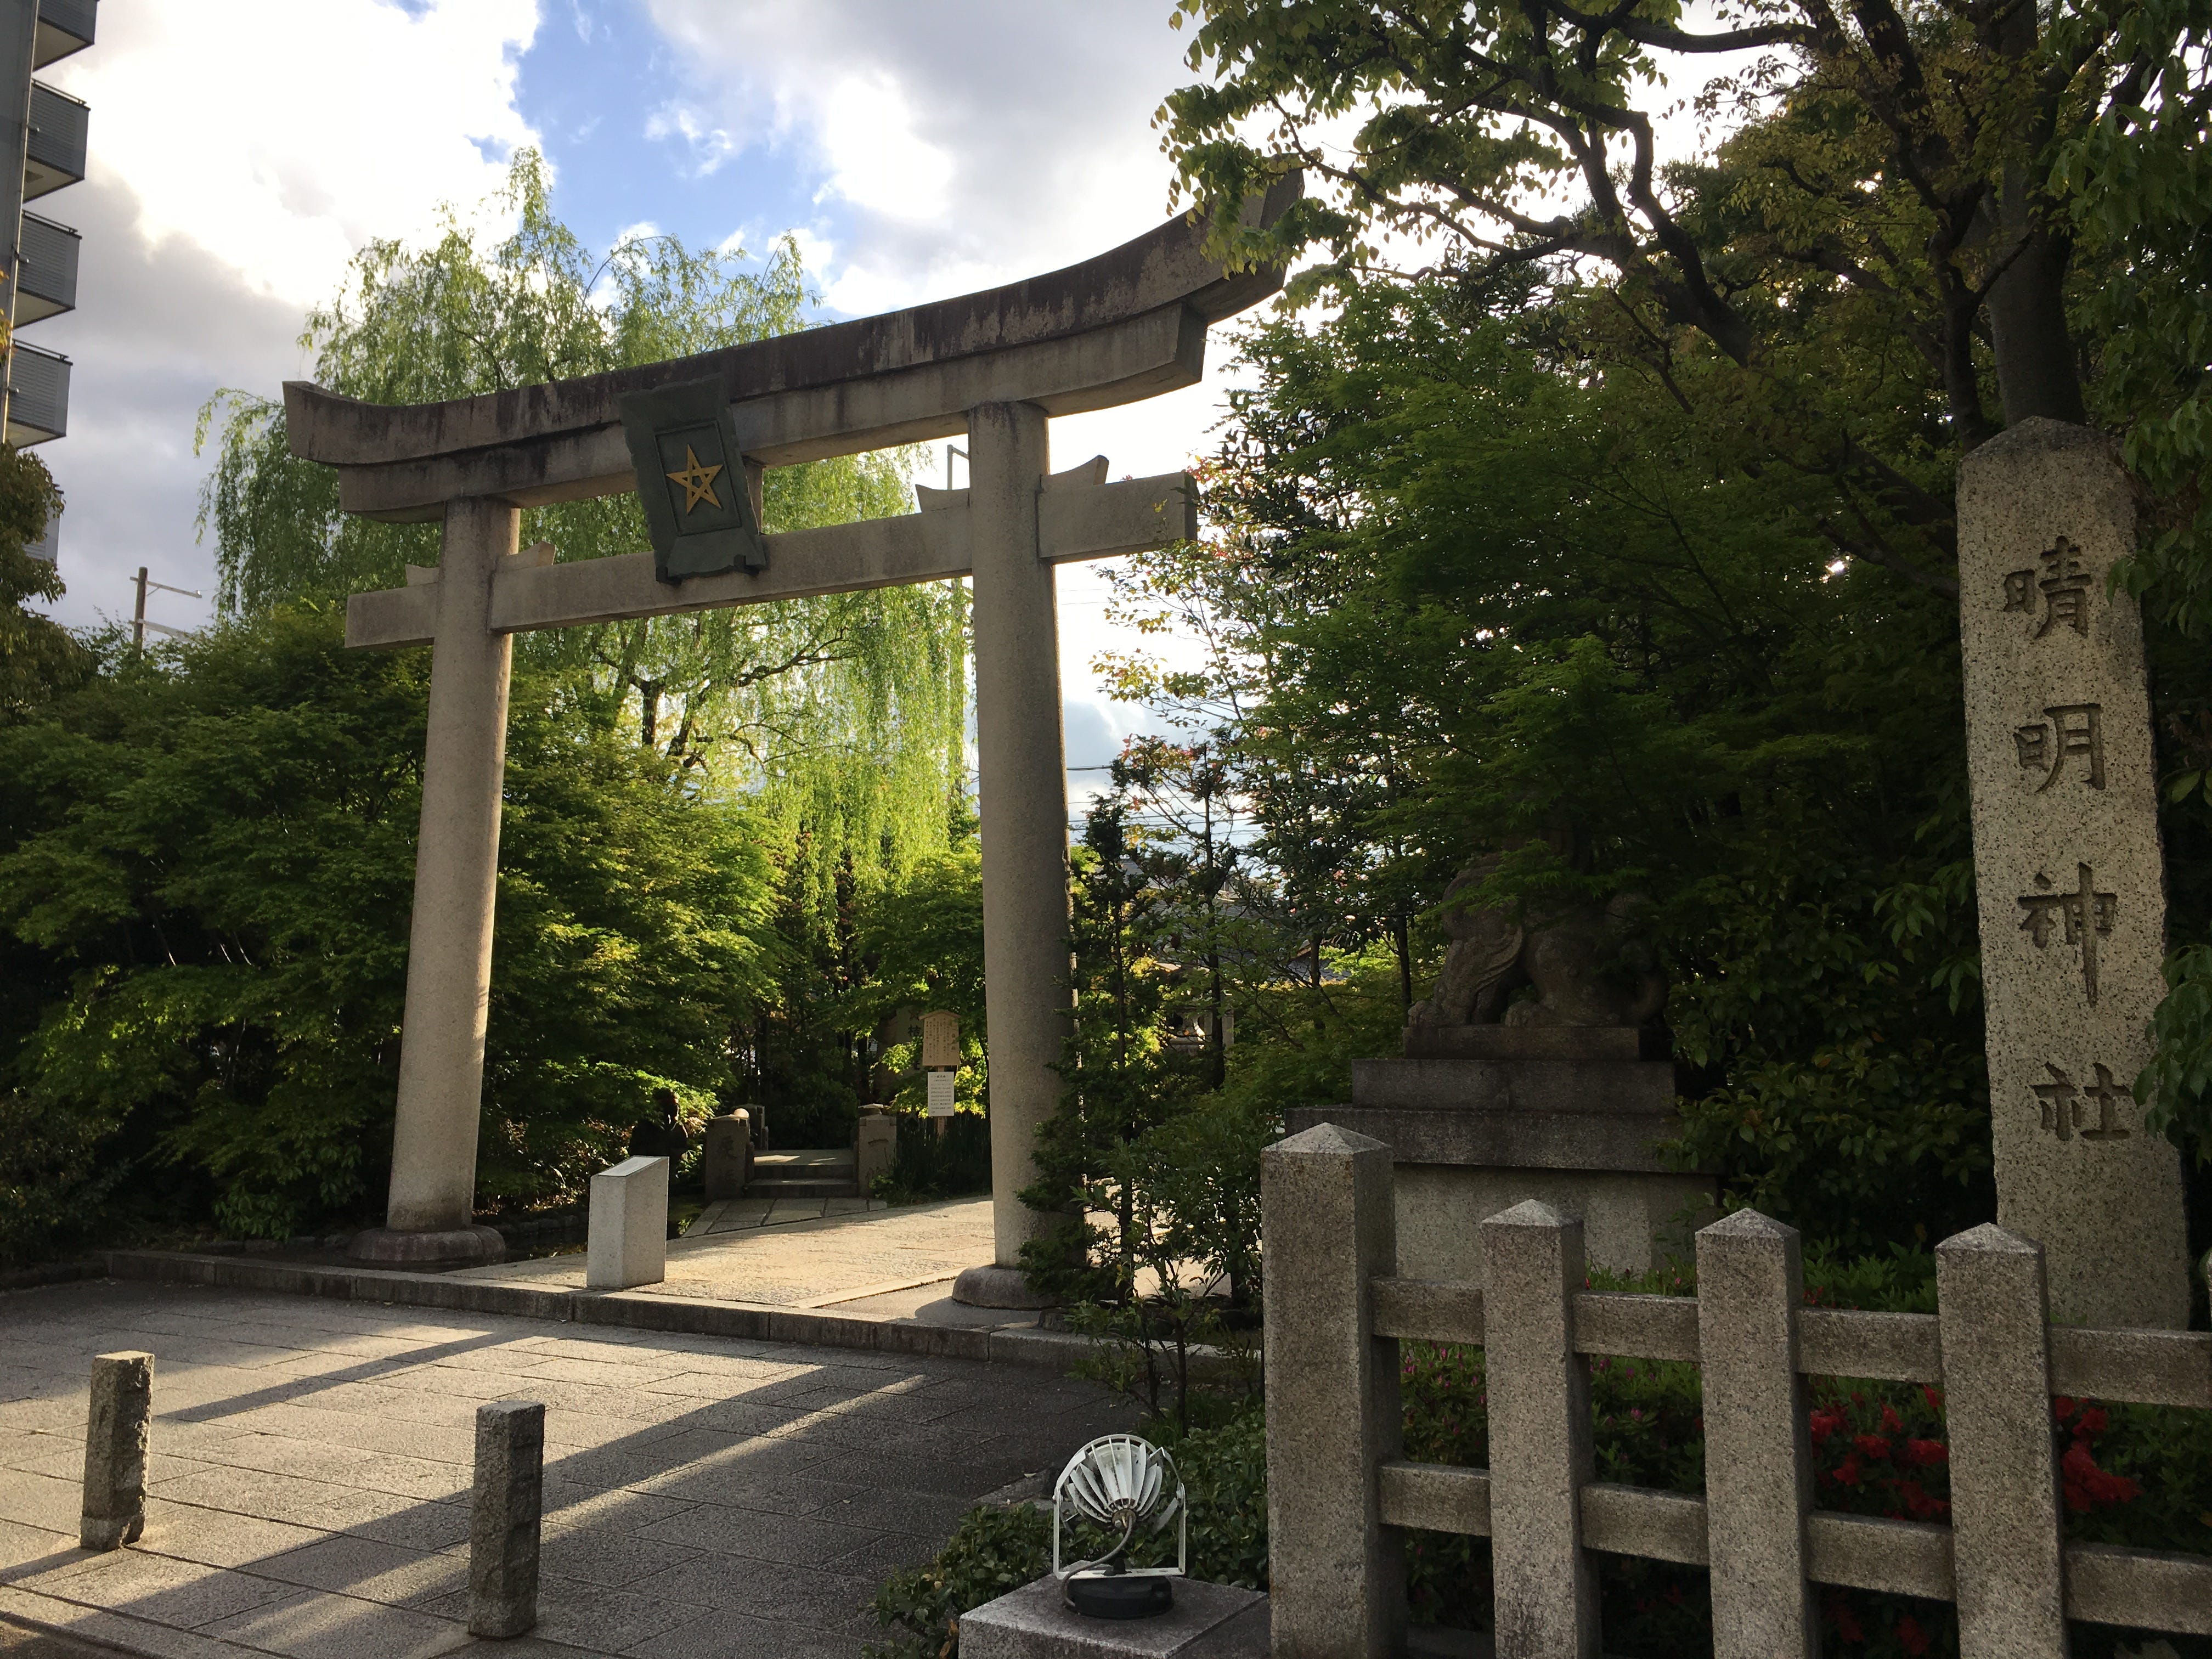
[292,179,1297,1301]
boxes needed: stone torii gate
[293,182,1297,1302]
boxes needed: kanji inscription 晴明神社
[1958,420,2190,1327]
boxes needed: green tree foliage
[1145,0,2212,1206]
[1163,0,2212,599]
[0,445,82,720]
[1108,275,2002,1242]
[195,150,967,888]
[0,610,772,1259]
[1021,782,1212,1305]
[188,150,972,1161]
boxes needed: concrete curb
[0,1258,105,1294]
[98,1250,1107,1373]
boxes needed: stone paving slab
[0,1281,1134,1658]
[476,1198,991,1310]
[684,1196,881,1235]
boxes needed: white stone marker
[1957,417,2190,1327]
[585,1154,668,1290]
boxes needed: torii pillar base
[952,1263,1054,1310]
[349,1225,506,1270]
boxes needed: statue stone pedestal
[1285,1025,1715,1285]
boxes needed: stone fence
[1262,1124,2211,1657]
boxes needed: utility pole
[131,566,200,651]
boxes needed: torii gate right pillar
[955,400,1071,1306]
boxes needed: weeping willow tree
[194,151,968,893]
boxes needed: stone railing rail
[1263,1122,2212,1658]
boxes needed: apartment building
[0,0,92,562]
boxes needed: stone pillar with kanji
[1957,416,2190,1328]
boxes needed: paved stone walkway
[0,1280,1133,1658]
[459,1198,997,1314]
[682,1197,886,1236]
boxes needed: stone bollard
[585,1154,668,1290]
[468,1400,544,1639]
[80,1351,153,1550]
[855,1108,898,1194]
[702,1110,752,1200]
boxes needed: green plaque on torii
[618,376,768,585]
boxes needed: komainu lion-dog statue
[1407,860,1667,1030]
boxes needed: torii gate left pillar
[369,496,516,1262]
[295,182,1298,1287]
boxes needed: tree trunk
[1984,4,2086,427]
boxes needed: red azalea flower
[1899,1438,1949,1469]
[2055,1396,2077,1418]
[1879,1404,1904,1435]
[1837,1454,1863,1486]
[1809,1408,1847,1444]
[1827,1595,1864,1644]
[1853,1434,1892,1460]
[2076,1406,2108,1437]
[1897,1614,1931,1655]
[1897,1480,1950,1521]
[1921,1385,1943,1413]
[2061,1442,2143,1511]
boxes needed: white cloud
[642,100,740,177]
[29,0,543,633]
[813,74,955,222]
[637,0,1242,742]
[46,0,539,309]
[641,0,1199,314]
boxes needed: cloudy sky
[27,0,1259,774]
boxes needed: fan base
[1063,1572,1176,1620]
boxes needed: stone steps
[750,1148,860,1200]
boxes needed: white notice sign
[926,1071,956,1118]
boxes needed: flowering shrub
[871,1262,2209,1658]
[1391,1262,2208,1658]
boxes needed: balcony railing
[24,81,87,201]
[34,0,95,68]
[24,507,58,565]
[7,340,71,445]
[13,211,78,323]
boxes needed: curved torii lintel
[283,175,1301,522]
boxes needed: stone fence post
[1263,1123,1403,1659]
[1481,1201,1599,1659]
[1695,1211,1816,1658]
[1937,1224,2067,1658]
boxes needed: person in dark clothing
[627,1087,691,1162]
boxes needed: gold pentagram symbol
[665,445,725,514]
